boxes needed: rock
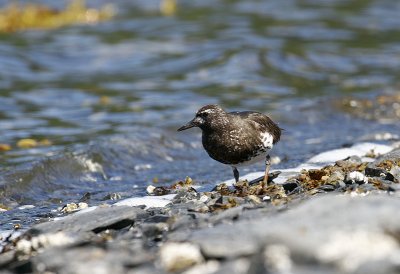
[213,259,250,274]
[245,195,262,204]
[345,171,368,185]
[32,246,128,274]
[365,149,400,182]
[264,244,293,274]
[172,189,200,204]
[326,171,345,184]
[0,250,16,269]
[15,232,76,256]
[29,206,147,234]
[139,223,168,242]
[182,260,220,274]
[60,202,88,213]
[317,184,336,192]
[208,205,245,225]
[159,242,204,272]
[369,178,396,192]
[146,185,156,195]
[308,169,326,180]
[281,182,300,193]
[168,214,196,231]
[185,195,400,272]
[146,214,170,223]
[190,227,259,259]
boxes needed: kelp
[0,0,114,33]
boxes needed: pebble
[345,171,368,185]
[159,242,204,272]
[60,202,88,213]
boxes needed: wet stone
[29,206,148,235]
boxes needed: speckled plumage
[178,104,281,182]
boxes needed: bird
[177,104,281,184]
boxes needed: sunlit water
[0,0,400,229]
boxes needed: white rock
[160,242,204,272]
[199,195,209,203]
[114,194,174,208]
[182,260,220,274]
[16,232,75,255]
[264,244,292,274]
[317,231,399,272]
[146,185,156,195]
[263,196,271,201]
[346,171,368,184]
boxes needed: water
[0,0,399,229]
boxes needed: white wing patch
[201,109,214,114]
[261,132,274,149]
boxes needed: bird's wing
[230,111,282,144]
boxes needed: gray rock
[213,259,250,274]
[29,206,147,235]
[190,226,259,259]
[365,149,400,182]
[32,246,128,274]
[185,195,400,272]
[208,205,245,225]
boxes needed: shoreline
[1,141,399,273]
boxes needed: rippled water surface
[1,0,400,229]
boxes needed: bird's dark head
[177,104,226,132]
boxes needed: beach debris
[60,202,88,213]
[147,176,194,196]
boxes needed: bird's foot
[248,171,281,186]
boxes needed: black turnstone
[178,104,281,184]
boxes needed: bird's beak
[177,118,198,131]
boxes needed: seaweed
[0,0,114,33]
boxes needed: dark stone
[208,205,244,225]
[146,215,170,223]
[79,192,91,202]
[282,182,300,193]
[365,167,395,181]
[366,149,400,182]
[28,206,147,235]
[168,215,195,231]
[317,184,336,192]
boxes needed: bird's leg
[263,155,271,185]
[232,166,239,183]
